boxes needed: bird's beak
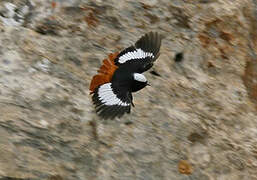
[147,83,151,86]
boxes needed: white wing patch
[133,73,147,82]
[98,83,130,106]
[118,48,154,64]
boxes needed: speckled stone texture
[0,0,257,179]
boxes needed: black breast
[111,66,134,90]
[111,66,147,93]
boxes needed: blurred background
[0,0,257,179]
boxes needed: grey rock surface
[0,0,257,179]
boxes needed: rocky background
[0,0,257,179]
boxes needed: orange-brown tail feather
[89,52,119,93]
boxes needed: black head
[131,73,148,92]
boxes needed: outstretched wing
[92,82,132,119]
[115,32,162,73]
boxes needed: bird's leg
[128,93,135,107]
[131,101,135,107]
[125,93,134,125]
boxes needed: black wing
[114,32,162,73]
[92,82,132,119]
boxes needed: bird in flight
[89,32,162,119]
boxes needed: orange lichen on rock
[85,12,99,28]
[89,52,119,93]
[178,160,192,175]
[51,1,57,9]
